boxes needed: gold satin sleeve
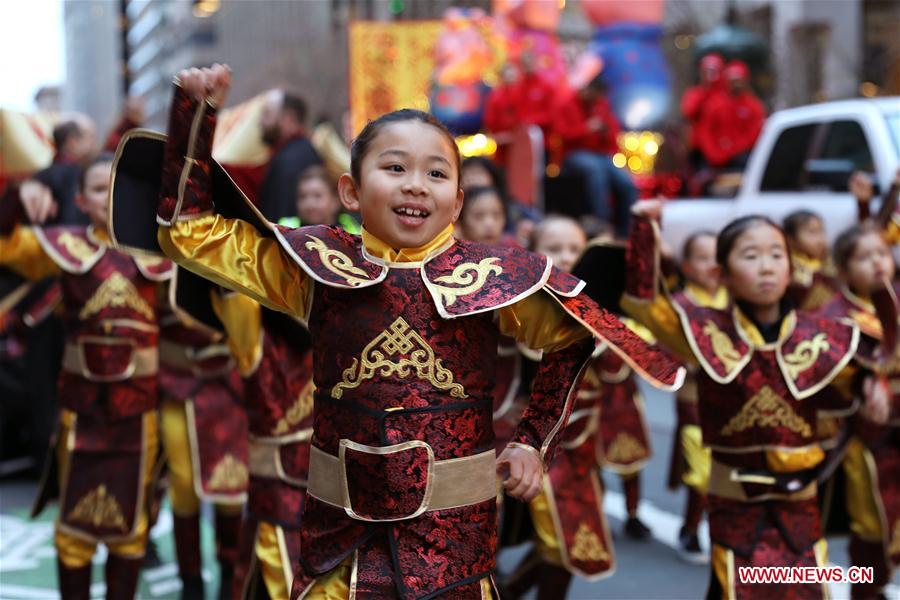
[0,225,61,280]
[211,291,263,377]
[496,291,591,354]
[158,215,312,319]
[620,293,696,364]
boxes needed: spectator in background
[555,75,636,237]
[681,53,724,170]
[483,62,521,137]
[697,60,766,169]
[256,89,322,221]
[514,50,557,141]
[18,113,96,226]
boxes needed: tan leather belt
[248,432,312,486]
[709,458,817,503]
[62,338,158,382]
[307,441,497,521]
[159,339,235,378]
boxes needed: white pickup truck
[661,97,900,254]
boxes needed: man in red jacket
[697,60,766,169]
[555,76,636,237]
[681,53,724,169]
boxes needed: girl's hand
[862,375,890,425]
[849,171,874,203]
[497,445,542,502]
[632,199,663,220]
[176,63,232,107]
[19,180,57,224]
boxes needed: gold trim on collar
[361,224,455,263]
[733,306,796,350]
[305,235,371,286]
[684,283,729,310]
[431,257,503,306]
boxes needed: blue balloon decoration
[429,80,491,136]
[588,23,671,130]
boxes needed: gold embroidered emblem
[58,231,97,261]
[703,320,743,372]
[570,521,610,562]
[721,385,812,437]
[888,519,900,556]
[605,432,646,464]
[207,454,249,491]
[273,380,315,436]
[66,484,127,531]
[792,264,814,287]
[79,272,154,320]
[332,317,467,399]
[782,333,830,380]
[305,235,371,286]
[431,258,503,305]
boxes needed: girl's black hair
[461,156,517,230]
[681,229,717,261]
[79,151,115,191]
[350,109,460,187]
[458,185,507,225]
[832,222,886,270]
[782,209,822,239]
[715,215,787,272]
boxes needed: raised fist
[176,63,232,107]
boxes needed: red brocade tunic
[623,215,862,600]
[0,225,173,542]
[148,84,684,599]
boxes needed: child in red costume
[137,64,683,599]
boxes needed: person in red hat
[697,60,767,169]
[681,53,725,170]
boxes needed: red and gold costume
[0,224,172,598]
[157,288,247,594]
[666,284,726,537]
[788,252,839,313]
[819,287,900,598]
[215,296,315,600]
[623,215,861,600]
[146,83,683,600]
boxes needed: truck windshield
[886,113,900,156]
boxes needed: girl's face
[460,193,505,245]
[460,164,493,190]
[534,220,587,273]
[843,231,895,295]
[339,121,463,249]
[75,162,112,228]
[297,177,340,226]
[682,235,720,292]
[792,218,828,260]
[722,223,790,307]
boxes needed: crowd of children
[0,59,897,600]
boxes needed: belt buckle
[186,344,235,379]
[76,336,137,382]
[338,439,435,522]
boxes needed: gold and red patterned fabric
[158,305,248,503]
[623,214,863,598]
[150,83,685,600]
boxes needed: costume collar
[791,251,823,272]
[87,225,111,247]
[842,286,874,313]
[362,224,455,264]
[733,303,796,349]
[684,282,729,309]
